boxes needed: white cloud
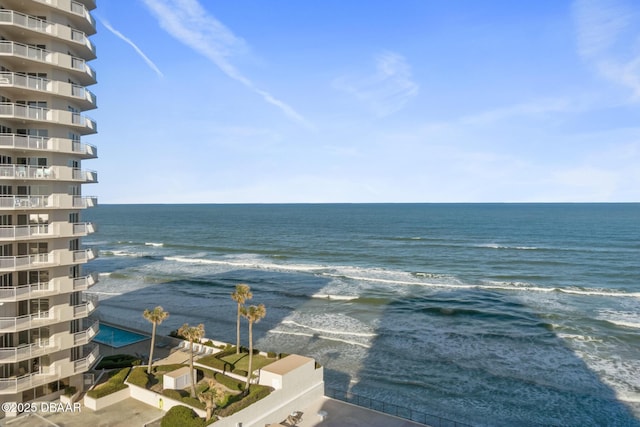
[334,51,419,117]
[572,0,640,99]
[141,0,312,128]
[100,18,164,78]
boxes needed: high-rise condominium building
[0,0,99,412]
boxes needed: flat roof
[262,354,314,376]
[163,366,191,378]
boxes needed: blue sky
[88,0,640,203]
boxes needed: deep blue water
[84,204,640,426]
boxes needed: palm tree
[178,323,205,398]
[241,304,266,391]
[198,380,225,421]
[231,284,252,354]
[142,306,169,374]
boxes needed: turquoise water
[84,204,640,426]
[93,323,148,348]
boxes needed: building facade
[0,0,98,410]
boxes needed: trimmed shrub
[182,396,205,410]
[197,355,232,372]
[266,351,277,358]
[155,364,186,373]
[212,372,244,391]
[127,367,151,388]
[162,389,186,400]
[86,367,130,398]
[96,354,141,369]
[161,405,205,427]
[64,386,77,397]
[203,340,214,347]
[215,385,272,417]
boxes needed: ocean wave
[311,294,359,301]
[145,242,164,247]
[268,330,371,348]
[281,320,377,337]
[476,243,539,250]
[481,281,640,299]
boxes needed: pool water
[94,324,149,348]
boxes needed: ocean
[83,204,640,426]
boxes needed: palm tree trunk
[189,341,196,398]
[246,321,253,392]
[147,321,156,374]
[236,304,241,354]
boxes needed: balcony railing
[0,134,97,157]
[0,195,98,210]
[0,253,53,270]
[0,224,49,240]
[73,319,99,346]
[73,272,98,291]
[0,311,51,333]
[73,295,98,319]
[73,344,99,374]
[0,165,54,179]
[0,103,96,132]
[0,365,57,393]
[73,247,97,263]
[0,281,53,302]
[0,41,96,83]
[0,10,95,57]
[0,72,97,108]
[0,338,57,363]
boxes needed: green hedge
[127,367,151,388]
[161,405,205,427]
[96,354,142,369]
[197,355,233,372]
[86,368,130,398]
[215,385,272,417]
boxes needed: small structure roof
[163,366,191,379]
[261,354,313,376]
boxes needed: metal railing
[325,386,472,427]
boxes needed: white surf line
[268,330,371,348]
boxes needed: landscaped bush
[86,367,130,398]
[197,355,233,372]
[64,386,77,397]
[161,405,205,427]
[215,385,272,417]
[211,372,244,391]
[162,389,185,400]
[96,354,142,369]
[127,367,151,388]
[155,364,185,373]
[267,351,277,358]
[203,340,214,347]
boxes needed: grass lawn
[219,353,273,372]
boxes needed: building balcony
[0,72,97,111]
[28,0,96,35]
[0,222,96,242]
[73,343,99,375]
[73,272,98,291]
[0,41,96,86]
[0,195,98,211]
[0,364,58,394]
[0,103,97,135]
[0,338,59,364]
[73,319,99,346]
[0,165,98,183]
[0,272,97,302]
[0,247,97,272]
[0,10,96,59]
[0,134,98,159]
[0,296,99,333]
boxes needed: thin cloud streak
[572,0,640,99]
[334,51,419,117]
[99,18,164,78]
[141,0,313,128]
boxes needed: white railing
[73,247,96,263]
[0,134,97,157]
[0,195,51,209]
[73,319,99,346]
[72,168,98,182]
[0,224,49,239]
[32,0,96,30]
[72,222,95,236]
[0,72,96,106]
[0,281,53,301]
[0,339,55,363]
[0,311,52,333]
[0,41,95,81]
[73,272,98,290]
[73,296,98,319]
[0,134,49,151]
[73,196,98,208]
[0,365,57,393]
[73,344,99,373]
[0,253,53,269]
[0,103,96,131]
[0,165,55,179]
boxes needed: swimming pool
[93,324,149,348]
